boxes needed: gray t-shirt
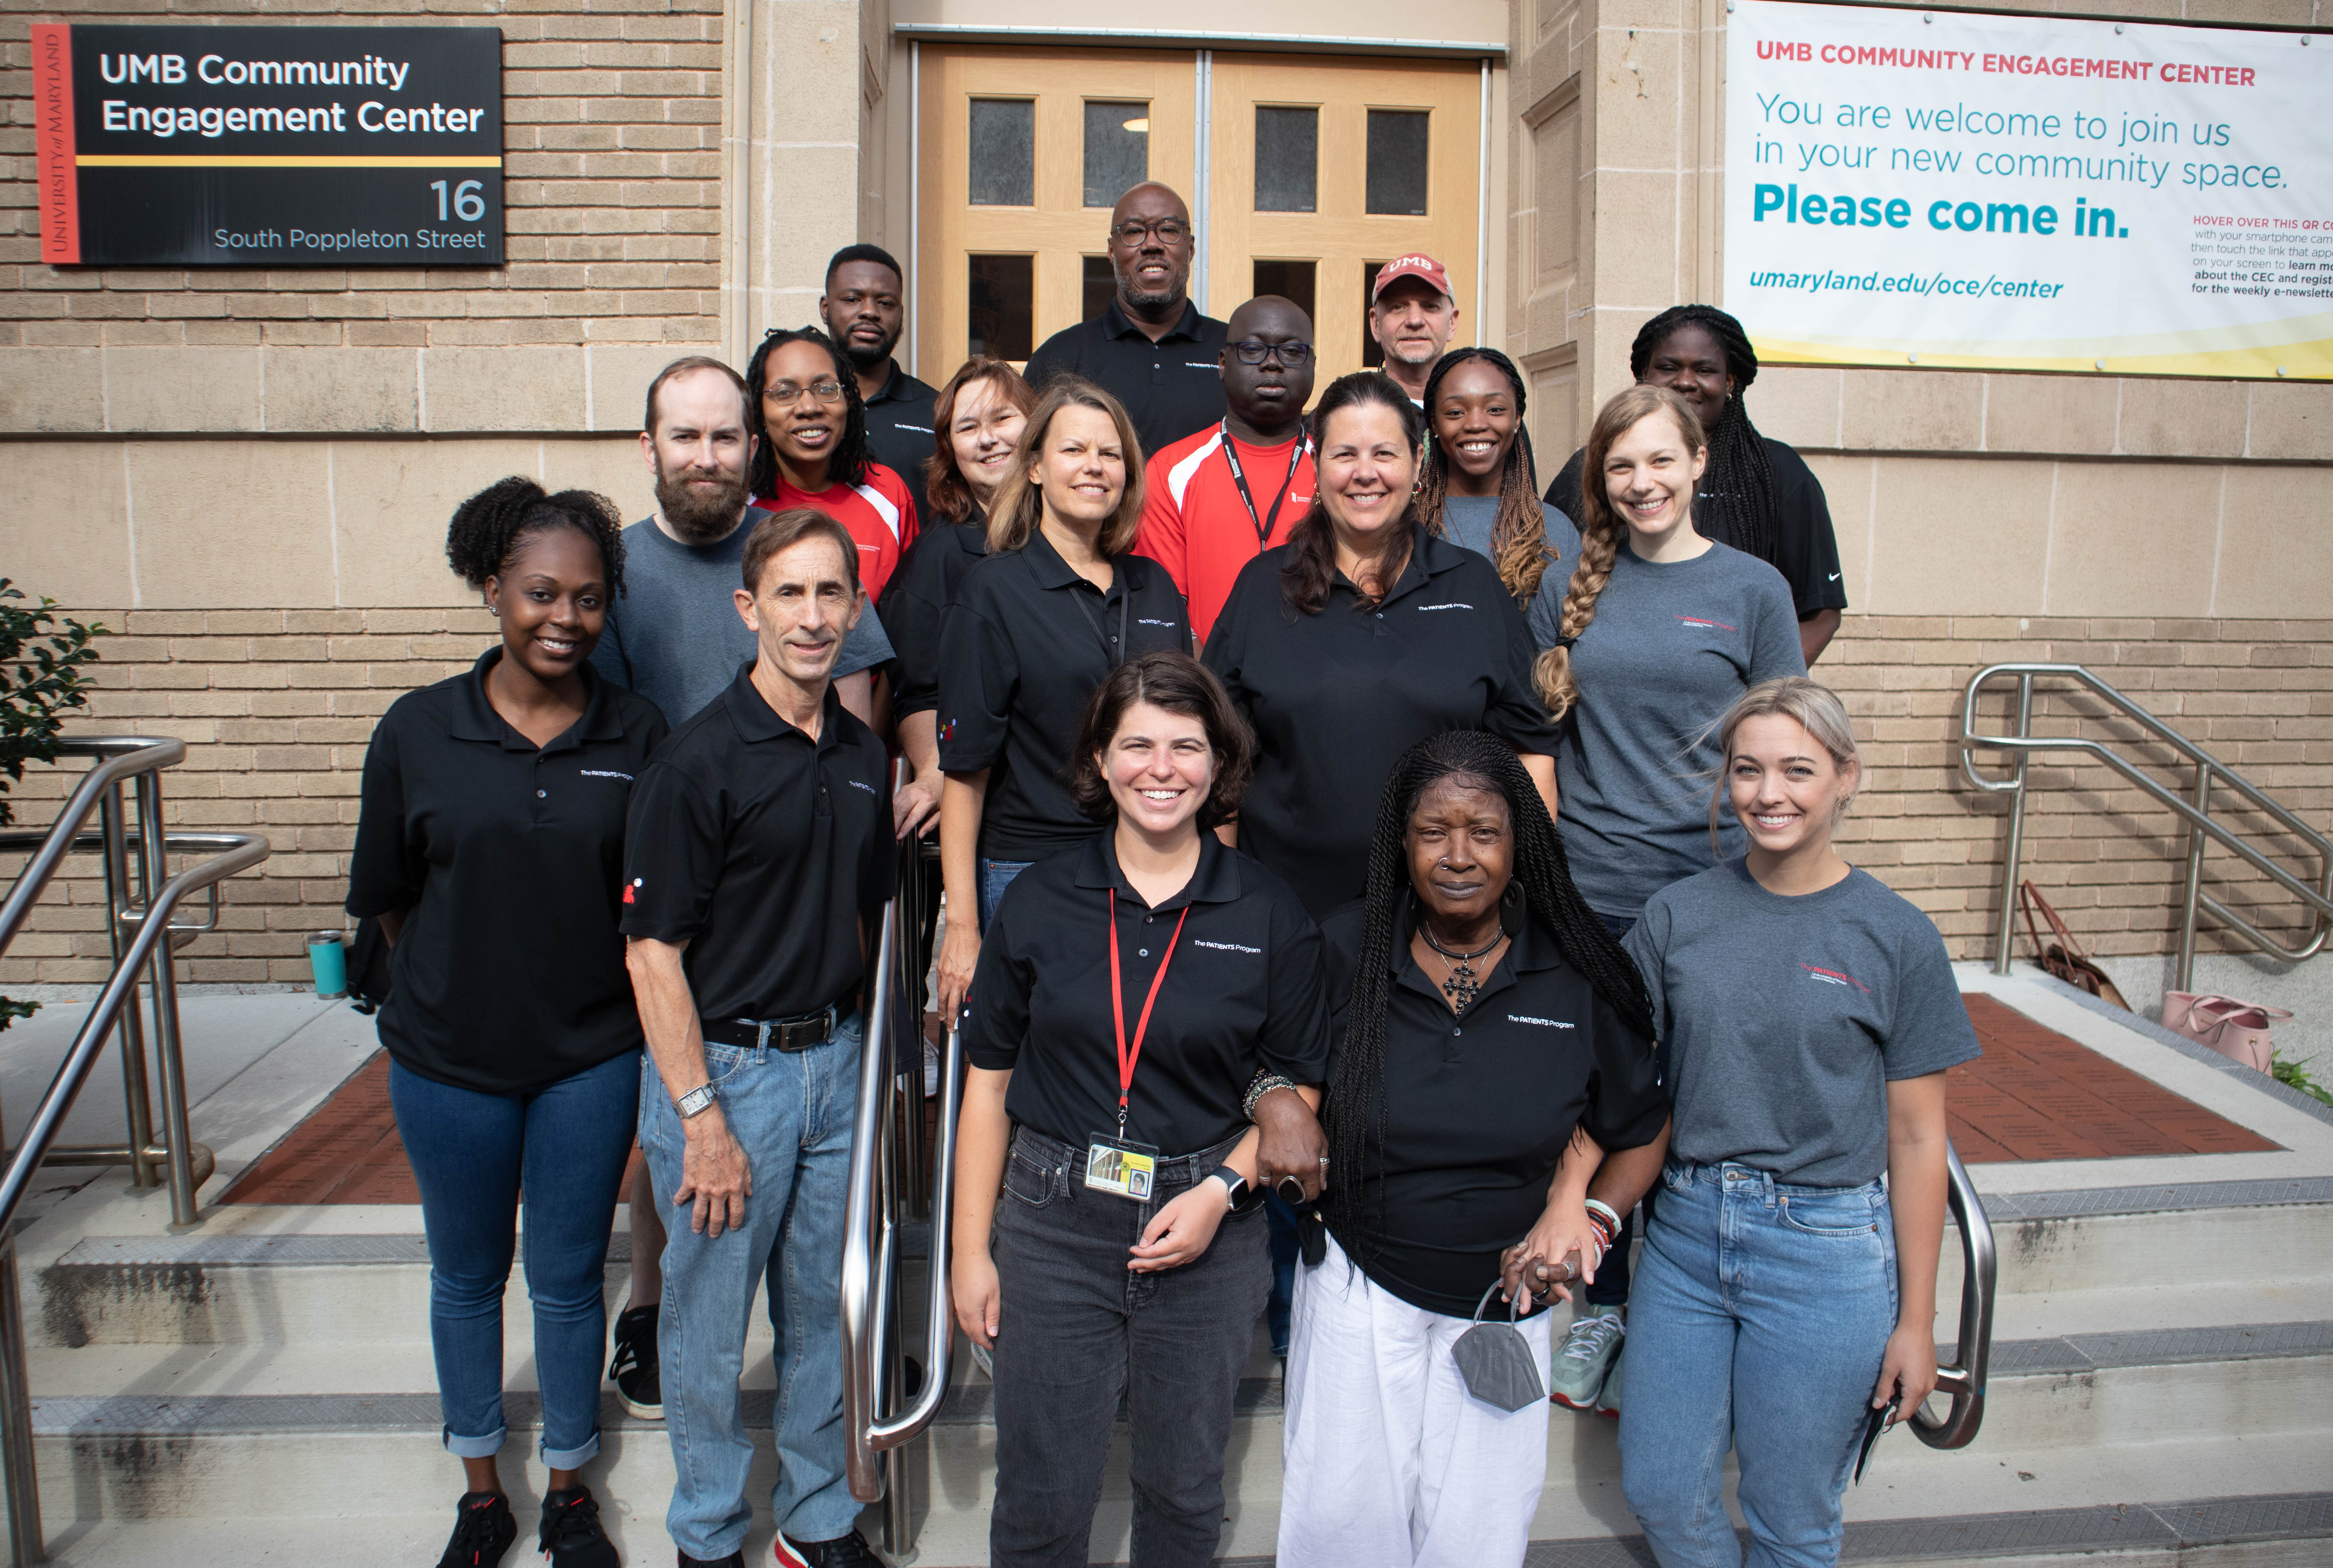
[1439,496,1581,614]
[591,512,894,726]
[1626,859,1982,1187]
[1528,540,1805,919]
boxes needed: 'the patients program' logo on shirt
[1800,963,1869,992]
[1674,614,1739,632]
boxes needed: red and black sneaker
[436,1490,516,1568]
[774,1529,876,1568]
[538,1484,619,1568]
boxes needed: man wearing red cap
[1368,254,1462,405]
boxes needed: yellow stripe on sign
[76,155,503,169]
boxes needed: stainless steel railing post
[1912,1142,1995,1450]
[135,775,205,1230]
[2175,765,2213,996]
[0,1235,43,1566]
[96,786,159,1190]
[1986,673,2034,976]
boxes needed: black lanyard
[1219,423,1308,549]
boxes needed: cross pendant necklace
[1420,921,1504,1014]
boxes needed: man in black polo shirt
[1021,181,1228,457]
[820,243,938,524]
[623,509,895,1568]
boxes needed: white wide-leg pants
[1276,1234,1554,1568]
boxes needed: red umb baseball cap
[1371,254,1454,303]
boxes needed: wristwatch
[676,1083,719,1120]
[1209,1165,1248,1208]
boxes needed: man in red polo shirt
[1135,295,1318,648]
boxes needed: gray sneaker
[1548,1302,1624,1410]
[1595,1342,1624,1418]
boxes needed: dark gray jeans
[990,1123,1271,1568]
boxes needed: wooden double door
[916,46,1482,389]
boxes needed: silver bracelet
[1244,1072,1296,1121]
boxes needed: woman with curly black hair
[746,324,922,602]
[1277,730,1670,1568]
[1541,305,1847,664]
[1416,347,1576,613]
[348,476,667,1568]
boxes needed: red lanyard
[1107,889,1191,1136]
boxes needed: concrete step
[38,1177,2333,1351]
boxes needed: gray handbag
[1452,1282,1547,1412]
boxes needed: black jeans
[990,1124,1271,1568]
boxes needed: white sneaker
[1549,1302,1624,1410]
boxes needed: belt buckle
[778,1006,832,1053]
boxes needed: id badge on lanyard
[1084,889,1191,1201]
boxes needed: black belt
[701,1004,838,1053]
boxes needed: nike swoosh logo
[1828,573,1841,581]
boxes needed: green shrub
[0,582,106,1032]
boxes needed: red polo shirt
[1135,424,1314,647]
[751,462,920,600]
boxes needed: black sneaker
[538,1485,620,1568]
[677,1555,743,1568]
[437,1490,517,1568]
[774,1529,876,1568]
[609,1301,662,1420]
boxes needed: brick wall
[0,0,722,354]
[3,611,2326,985]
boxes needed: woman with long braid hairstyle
[1278,730,1670,1568]
[1524,383,1804,1417]
[1542,305,1848,664]
[1416,347,1578,611]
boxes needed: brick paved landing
[218,995,2280,1203]
[1949,995,2280,1163]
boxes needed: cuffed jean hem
[443,1424,507,1460]
[541,1430,601,1470]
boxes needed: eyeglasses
[1111,218,1191,246]
[1230,340,1313,367]
[768,379,846,405]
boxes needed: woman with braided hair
[1416,347,1579,612]
[1276,730,1670,1568]
[1542,305,1847,664]
[349,477,665,1568]
[1525,383,1803,1415]
[746,324,922,602]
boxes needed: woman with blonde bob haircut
[1619,676,1977,1568]
[1522,383,1806,1414]
[934,378,1192,1017]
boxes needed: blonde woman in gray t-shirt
[1617,677,1979,1568]
[1527,382,1806,1408]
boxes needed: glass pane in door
[1365,110,1430,216]
[1083,101,1150,208]
[968,100,1035,207]
[1254,107,1318,212]
[968,254,1035,358]
[1082,255,1116,321]
[1254,259,1317,324]
[1360,261,1385,368]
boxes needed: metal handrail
[1959,662,2333,988]
[840,767,962,1555]
[0,827,270,1564]
[1911,1142,1994,1449]
[0,738,186,947]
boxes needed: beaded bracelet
[1243,1071,1297,1121]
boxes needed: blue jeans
[1619,1162,1898,1568]
[639,1014,862,1559]
[388,1050,640,1469]
[979,857,1035,930]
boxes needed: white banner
[1725,0,2331,379]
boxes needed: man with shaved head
[1135,295,1318,646]
[1021,180,1229,457]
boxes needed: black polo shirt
[962,832,1329,1157]
[936,530,1193,861]
[1321,895,1667,1317]
[862,360,940,527]
[1021,298,1229,459]
[620,664,896,1023]
[877,514,988,721]
[1203,532,1562,919]
[1544,437,1846,619]
[347,649,669,1095]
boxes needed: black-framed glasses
[1230,340,1313,367]
[1111,217,1191,246]
[768,379,846,405]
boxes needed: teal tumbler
[307,931,349,999]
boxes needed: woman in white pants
[1278,730,1671,1568]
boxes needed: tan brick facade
[1,610,2324,985]
[0,0,724,360]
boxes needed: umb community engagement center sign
[32,25,503,267]
[1726,1,2330,380]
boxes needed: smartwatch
[1208,1165,1248,1208]
[676,1084,719,1120]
